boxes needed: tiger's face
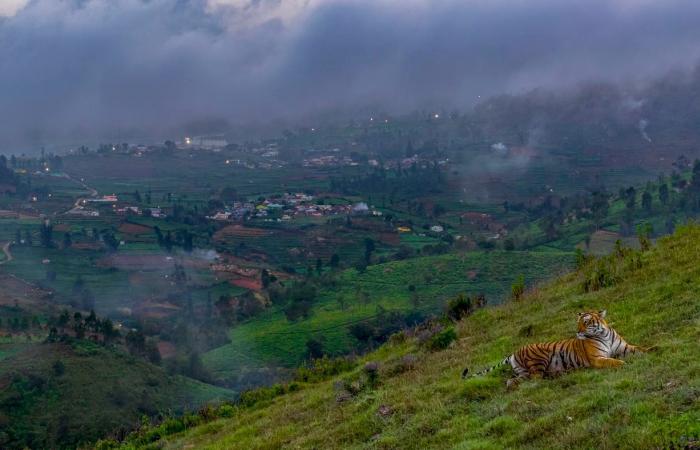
[576,310,608,339]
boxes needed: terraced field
[203,250,574,379]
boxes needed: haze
[2,0,700,151]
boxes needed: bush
[383,354,418,377]
[363,361,380,389]
[580,243,643,292]
[511,275,525,301]
[426,327,457,351]
[52,360,65,377]
[446,293,473,321]
[239,382,298,407]
[294,356,356,383]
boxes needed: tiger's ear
[598,309,607,318]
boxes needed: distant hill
[111,224,700,449]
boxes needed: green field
[203,250,574,377]
[119,224,700,450]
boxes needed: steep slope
[114,225,700,449]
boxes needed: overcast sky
[2,0,700,151]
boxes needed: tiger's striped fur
[462,310,646,389]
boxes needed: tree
[63,232,72,248]
[641,191,653,214]
[182,230,194,252]
[315,258,323,276]
[154,226,164,247]
[432,204,446,217]
[102,231,119,251]
[305,337,324,359]
[504,238,515,251]
[658,183,669,206]
[125,330,146,356]
[40,221,54,248]
[186,351,211,382]
[261,269,272,288]
[145,340,161,364]
[591,191,610,229]
[329,253,340,269]
[624,186,636,210]
[52,360,65,376]
[637,223,653,252]
[164,231,173,252]
[364,238,375,264]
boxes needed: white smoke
[638,118,651,142]
[491,142,508,155]
[192,248,221,262]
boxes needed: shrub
[426,327,457,351]
[294,356,356,383]
[580,243,643,293]
[383,354,418,377]
[511,275,525,301]
[52,360,65,377]
[363,362,380,389]
[239,383,298,408]
[446,293,472,321]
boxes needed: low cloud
[2,0,700,151]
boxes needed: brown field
[213,225,271,241]
[72,242,102,250]
[53,223,72,232]
[228,277,262,291]
[118,222,153,235]
[157,340,177,359]
[378,232,401,246]
[133,301,180,319]
[99,253,209,271]
[99,254,176,270]
[0,274,53,309]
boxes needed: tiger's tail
[461,355,512,379]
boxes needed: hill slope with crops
[105,225,700,450]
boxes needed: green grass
[0,340,235,449]
[131,224,700,449]
[203,250,573,377]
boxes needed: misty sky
[2,0,700,151]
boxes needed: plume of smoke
[638,119,652,143]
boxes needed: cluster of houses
[66,194,166,219]
[207,194,380,222]
[302,154,359,168]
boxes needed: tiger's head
[576,310,609,339]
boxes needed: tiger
[461,310,647,389]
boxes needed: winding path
[60,173,99,216]
[0,242,12,265]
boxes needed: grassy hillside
[0,340,235,449]
[203,250,573,378]
[116,224,700,449]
